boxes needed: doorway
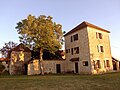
[113,61,117,70]
[75,62,78,73]
[56,64,61,73]
[24,64,28,75]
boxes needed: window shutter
[97,45,99,52]
[96,32,98,38]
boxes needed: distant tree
[0,41,18,58]
[16,15,63,75]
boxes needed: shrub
[0,62,5,74]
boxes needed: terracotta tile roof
[112,57,119,61]
[64,21,110,36]
[11,43,31,52]
[0,58,10,61]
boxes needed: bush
[0,62,5,74]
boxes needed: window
[74,47,79,54]
[71,48,73,55]
[100,46,104,52]
[68,49,70,53]
[106,60,110,67]
[97,45,104,52]
[93,61,96,69]
[74,34,78,41]
[66,49,70,54]
[98,33,102,39]
[93,60,101,69]
[97,60,101,68]
[70,34,78,42]
[66,49,68,53]
[96,32,102,39]
[83,61,88,66]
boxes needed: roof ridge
[64,21,110,36]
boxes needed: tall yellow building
[64,21,113,74]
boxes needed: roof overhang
[64,21,110,37]
[70,57,79,62]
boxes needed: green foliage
[16,15,63,53]
[31,50,63,60]
[0,41,18,58]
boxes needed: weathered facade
[9,43,65,75]
[9,43,31,75]
[28,59,65,75]
[64,21,113,74]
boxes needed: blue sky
[0,0,120,59]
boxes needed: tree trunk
[39,48,44,75]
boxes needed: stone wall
[87,27,113,74]
[28,59,65,75]
[1,61,9,71]
[9,51,31,75]
[65,25,113,74]
[65,27,91,74]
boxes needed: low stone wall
[28,60,40,75]
[28,59,65,75]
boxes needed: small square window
[96,32,102,39]
[93,61,96,69]
[68,49,70,53]
[83,61,88,66]
[97,60,101,68]
[74,47,79,54]
[66,49,70,53]
[66,49,68,53]
[97,45,104,52]
[98,33,102,39]
[106,60,110,67]
[100,46,104,52]
[71,48,73,55]
[74,34,78,41]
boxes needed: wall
[9,51,31,75]
[65,26,113,74]
[65,27,91,74]
[28,59,65,75]
[87,27,113,74]
[1,61,9,71]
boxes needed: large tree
[16,15,63,75]
[0,41,18,58]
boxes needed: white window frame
[97,44,104,53]
[96,32,103,39]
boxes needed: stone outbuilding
[9,43,31,75]
[9,43,65,75]
[112,57,120,71]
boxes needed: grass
[0,72,120,90]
